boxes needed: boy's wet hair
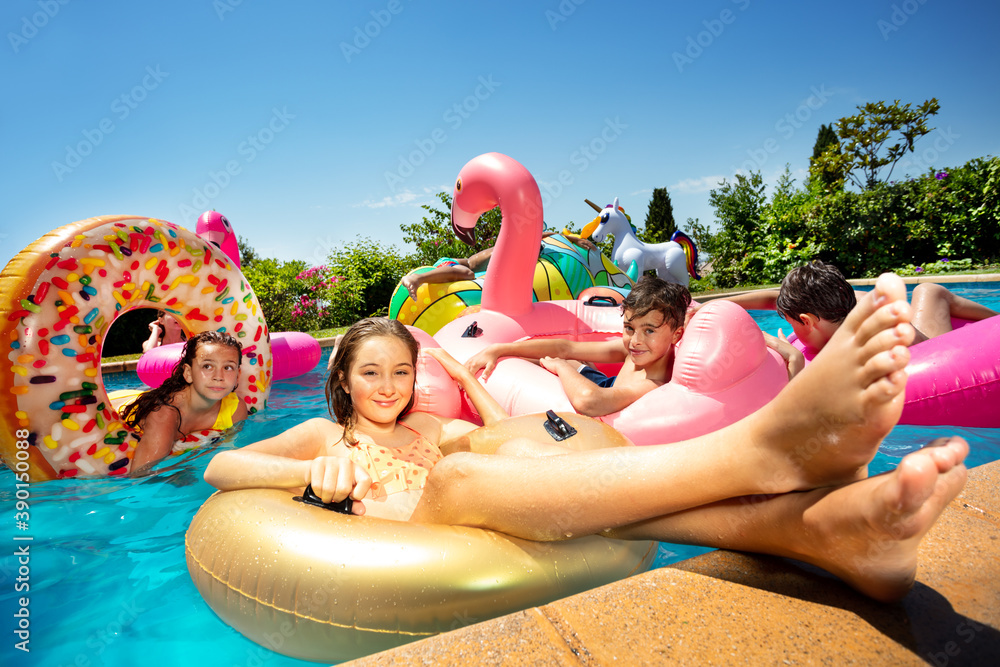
[776,260,856,324]
[325,317,419,446]
[621,276,691,329]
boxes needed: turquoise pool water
[2,282,997,665]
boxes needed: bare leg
[608,437,968,602]
[910,282,997,342]
[402,261,474,301]
[412,274,915,533]
[466,247,494,272]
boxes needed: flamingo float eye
[455,178,462,192]
[220,216,231,231]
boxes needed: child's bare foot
[402,274,420,302]
[750,272,915,491]
[791,436,968,602]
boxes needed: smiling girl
[122,331,247,475]
[205,317,505,519]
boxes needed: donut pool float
[186,411,655,662]
[0,215,272,481]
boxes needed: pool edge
[345,459,1000,666]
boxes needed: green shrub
[697,156,998,285]
[241,256,310,332]
[324,236,409,324]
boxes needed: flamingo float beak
[451,199,480,246]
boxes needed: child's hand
[539,356,574,375]
[305,456,372,509]
[762,331,804,380]
[424,347,466,380]
[464,347,501,381]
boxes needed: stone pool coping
[99,273,999,375]
[345,459,1000,665]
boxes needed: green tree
[814,98,940,190]
[240,253,310,332]
[702,172,767,287]
[400,192,502,268]
[638,187,677,244]
[809,123,844,191]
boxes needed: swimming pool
[2,282,997,665]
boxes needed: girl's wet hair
[120,330,243,433]
[776,260,857,324]
[325,317,419,446]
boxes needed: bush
[241,256,310,332]
[697,156,998,286]
[322,236,409,324]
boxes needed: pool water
[2,282,997,666]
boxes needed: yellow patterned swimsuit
[346,422,443,499]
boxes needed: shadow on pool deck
[346,460,1000,666]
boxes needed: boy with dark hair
[464,276,690,417]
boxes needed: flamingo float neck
[451,153,544,316]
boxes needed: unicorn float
[428,153,788,446]
[582,198,700,286]
[136,211,322,386]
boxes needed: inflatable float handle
[543,410,578,441]
[461,320,484,338]
[293,485,354,515]
[584,295,619,307]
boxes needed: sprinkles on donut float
[0,215,272,482]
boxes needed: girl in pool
[124,331,248,474]
[142,310,188,352]
[206,275,969,602]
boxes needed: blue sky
[3,0,998,267]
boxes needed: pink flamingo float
[430,153,788,445]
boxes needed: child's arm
[203,418,371,505]
[424,347,508,427]
[539,357,658,417]
[465,338,625,381]
[130,406,181,475]
[762,331,804,380]
[719,289,780,311]
[141,320,162,352]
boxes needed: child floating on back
[122,331,248,475]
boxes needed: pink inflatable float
[789,316,1000,428]
[430,153,788,445]
[196,211,241,270]
[138,331,321,386]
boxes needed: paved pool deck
[345,459,1000,666]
